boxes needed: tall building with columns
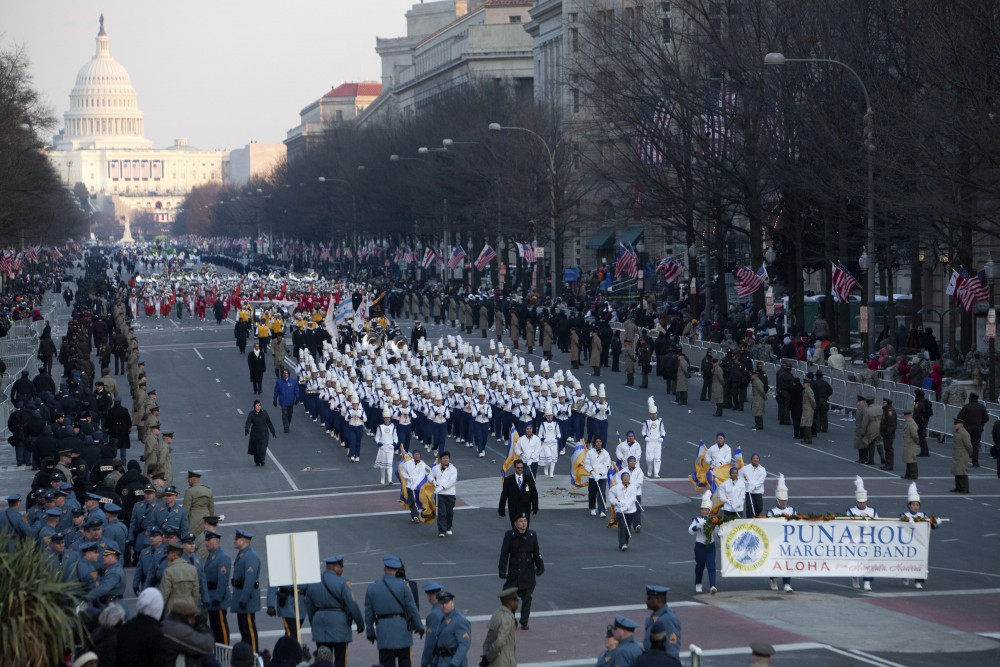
[47,16,228,229]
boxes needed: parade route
[30,310,997,666]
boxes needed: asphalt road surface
[5,301,998,667]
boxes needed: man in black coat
[498,513,544,630]
[105,397,132,462]
[498,460,539,528]
[244,400,277,466]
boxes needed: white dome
[55,16,152,150]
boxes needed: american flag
[0,252,12,278]
[421,248,439,269]
[474,244,496,271]
[735,265,768,298]
[636,96,673,165]
[956,269,990,312]
[519,243,536,263]
[405,247,419,264]
[656,256,681,283]
[831,262,859,302]
[703,89,738,158]
[614,243,638,279]
[447,246,467,270]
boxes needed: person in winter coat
[481,589,519,667]
[590,331,603,377]
[272,369,300,434]
[951,418,973,494]
[799,378,816,443]
[87,602,125,667]
[116,588,166,667]
[244,400,277,467]
[788,379,804,438]
[750,370,766,430]
[880,399,898,471]
[247,343,266,395]
[901,410,920,480]
[569,329,580,369]
[234,320,249,355]
[160,600,216,667]
[711,359,725,416]
[675,353,690,405]
[498,514,544,630]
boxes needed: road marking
[830,647,910,667]
[224,505,479,526]
[206,366,211,371]
[170,318,179,328]
[236,409,244,415]
[216,487,404,506]
[267,449,300,491]
[193,348,204,360]
[517,642,829,667]
[828,422,845,428]
[940,538,958,542]
[215,378,220,383]
[225,393,231,398]
[866,587,1000,598]
[726,419,744,426]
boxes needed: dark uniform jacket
[498,527,544,591]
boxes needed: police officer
[128,485,157,565]
[303,555,365,667]
[498,513,544,630]
[89,546,126,610]
[3,493,31,547]
[642,586,681,661]
[420,582,445,667]
[230,528,262,654]
[267,579,306,636]
[364,554,423,667]
[201,529,231,644]
[425,591,472,667]
[102,503,128,554]
[610,615,643,667]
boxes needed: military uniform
[160,545,201,613]
[230,530,262,653]
[364,559,423,665]
[201,533,232,644]
[304,556,365,663]
[643,588,681,661]
[182,475,215,535]
[425,595,471,667]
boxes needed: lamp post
[488,122,560,294]
[765,52,876,356]
[859,250,870,355]
[985,255,997,401]
[318,176,357,274]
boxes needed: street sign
[765,287,775,317]
[989,308,996,324]
[535,247,545,258]
[563,267,580,283]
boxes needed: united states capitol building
[46,16,230,230]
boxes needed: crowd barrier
[214,642,265,667]
[666,337,999,440]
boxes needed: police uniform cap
[84,519,103,529]
[6,493,20,502]
[204,515,221,524]
[161,431,174,438]
[954,417,965,424]
[86,492,103,501]
[45,508,62,517]
[163,486,178,495]
[235,528,255,540]
[750,643,776,657]
[71,508,86,516]
[166,541,184,552]
[43,490,57,500]
[857,394,866,402]
[143,486,156,493]
[163,527,180,537]
[104,547,121,557]
[383,555,403,569]
[50,471,65,481]
[903,409,913,416]
[58,449,74,456]
[149,423,161,430]
[187,470,202,478]
[50,532,65,543]
[105,503,122,513]
[649,620,667,641]
[436,591,455,602]
[499,587,519,600]
[423,581,443,593]
[645,585,670,596]
[148,526,163,536]
[79,541,99,551]
[151,472,167,481]
[324,554,345,565]
[181,533,196,544]
[204,530,221,541]
[613,615,638,631]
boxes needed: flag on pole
[831,262,859,302]
[614,243,638,279]
[335,299,353,324]
[474,244,496,271]
[956,269,990,312]
[502,428,520,478]
[569,439,590,489]
[323,295,337,338]
[656,256,681,283]
[447,246,467,270]
[735,265,768,298]
[422,247,439,269]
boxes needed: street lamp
[318,176,358,274]
[766,51,876,356]
[488,122,560,295]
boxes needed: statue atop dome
[99,14,106,36]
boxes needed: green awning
[619,226,645,247]
[586,228,616,250]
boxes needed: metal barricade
[214,643,265,667]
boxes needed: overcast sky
[5,1,418,150]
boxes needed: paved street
[6,307,998,666]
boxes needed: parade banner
[720,518,931,579]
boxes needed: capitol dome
[55,15,153,150]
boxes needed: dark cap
[649,620,667,641]
[436,591,455,602]
[324,554,345,564]
[187,470,201,478]
[235,528,254,540]
[614,615,638,631]
[750,643,776,657]
[423,581,442,593]
[204,530,221,541]
[163,486,178,495]
[181,533,196,544]
[499,587,519,600]
[204,515,221,524]
[645,585,670,596]
[166,541,184,552]
[230,641,254,667]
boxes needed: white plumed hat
[854,476,868,503]
[598,384,606,398]
[647,397,657,413]
[907,482,920,504]
[775,473,788,501]
[700,490,713,509]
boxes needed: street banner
[720,518,931,579]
